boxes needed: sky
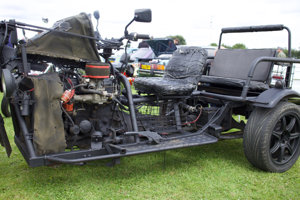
[1,0,300,49]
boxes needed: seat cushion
[134,77,196,95]
[210,49,276,81]
[135,46,207,95]
[198,48,276,92]
[199,75,269,91]
[164,46,207,83]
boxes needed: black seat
[134,46,207,95]
[199,49,277,91]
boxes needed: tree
[221,44,232,49]
[283,48,300,59]
[232,43,247,49]
[167,35,186,45]
[213,43,247,49]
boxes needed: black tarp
[25,13,100,62]
[31,73,66,155]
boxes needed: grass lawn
[0,98,299,199]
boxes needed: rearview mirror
[93,10,100,20]
[134,9,152,23]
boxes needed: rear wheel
[243,101,300,172]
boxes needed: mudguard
[250,88,300,108]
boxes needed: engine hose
[79,87,104,95]
[60,102,75,126]
[112,97,128,111]
[73,83,88,89]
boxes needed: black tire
[243,101,300,172]
[1,68,16,98]
[1,97,11,117]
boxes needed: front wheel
[243,101,300,172]
[1,97,11,117]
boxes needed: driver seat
[134,46,207,95]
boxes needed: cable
[182,106,203,126]
[60,102,75,126]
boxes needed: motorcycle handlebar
[128,32,150,41]
[134,33,150,40]
[96,32,150,49]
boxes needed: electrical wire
[182,106,203,126]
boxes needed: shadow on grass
[19,138,259,185]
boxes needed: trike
[0,9,299,172]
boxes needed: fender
[250,88,300,108]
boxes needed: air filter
[84,62,110,79]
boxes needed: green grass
[0,98,299,199]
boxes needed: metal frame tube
[283,26,292,57]
[242,57,300,98]
[283,26,292,87]
[117,73,138,133]
[13,104,36,158]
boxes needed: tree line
[210,43,300,59]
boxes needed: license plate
[157,64,165,71]
[141,64,151,70]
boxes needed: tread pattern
[243,102,300,172]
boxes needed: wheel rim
[270,113,300,165]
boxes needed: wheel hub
[270,114,300,165]
[281,134,289,144]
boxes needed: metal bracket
[208,124,222,138]
[125,131,163,144]
[0,114,12,157]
